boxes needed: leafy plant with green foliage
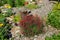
[58,2,60,9]
[47,2,60,29]
[0,0,7,6]
[52,2,60,10]
[0,13,12,40]
[15,0,25,7]
[0,23,12,40]
[47,10,60,29]
[1,9,12,17]
[45,33,60,40]
[14,13,21,22]
[0,13,5,23]
[6,0,13,7]
[0,0,25,7]
[5,9,12,17]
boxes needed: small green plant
[0,13,5,23]
[3,9,12,17]
[6,0,13,7]
[15,0,25,7]
[58,2,60,9]
[14,13,21,22]
[52,2,60,10]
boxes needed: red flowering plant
[19,14,44,37]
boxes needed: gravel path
[31,0,53,18]
[12,25,59,40]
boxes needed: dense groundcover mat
[47,10,60,29]
[47,2,60,29]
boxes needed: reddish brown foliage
[19,15,43,36]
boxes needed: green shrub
[47,10,60,29]
[15,0,25,7]
[0,13,12,40]
[6,0,13,7]
[14,13,21,22]
[52,2,60,10]
[47,2,60,29]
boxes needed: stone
[24,37,31,40]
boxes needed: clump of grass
[19,15,43,37]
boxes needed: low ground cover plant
[0,13,13,40]
[47,2,60,29]
[0,0,25,7]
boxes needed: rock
[43,27,48,33]
[37,35,45,40]
[10,26,24,37]
[24,37,31,40]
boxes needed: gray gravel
[31,0,53,18]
